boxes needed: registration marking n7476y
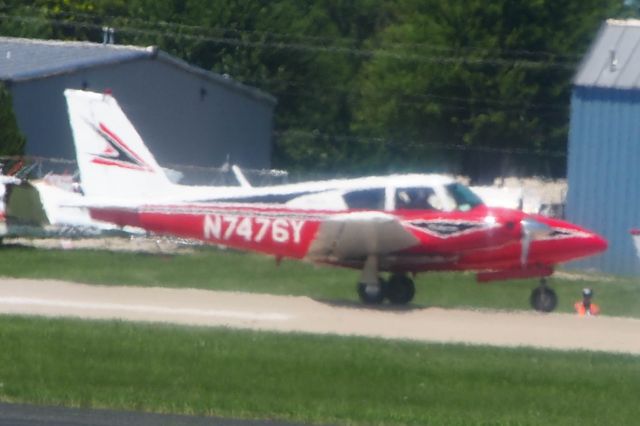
[203,214,305,244]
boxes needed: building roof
[574,19,640,90]
[0,36,276,105]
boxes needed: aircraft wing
[307,211,419,260]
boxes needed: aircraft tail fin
[64,89,173,198]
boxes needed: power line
[245,77,570,112]
[28,8,585,61]
[275,130,566,157]
[0,14,579,69]
[5,7,582,62]
[0,15,574,113]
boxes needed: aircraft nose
[539,219,608,263]
[588,232,608,254]
[573,228,608,258]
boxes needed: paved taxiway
[0,278,639,354]
[0,402,302,426]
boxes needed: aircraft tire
[357,281,385,305]
[385,274,415,305]
[529,286,557,312]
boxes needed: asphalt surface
[0,402,302,426]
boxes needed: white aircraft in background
[2,172,133,237]
[0,174,21,236]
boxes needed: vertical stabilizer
[65,89,173,198]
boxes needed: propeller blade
[520,218,552,266]
[521,229,532,266]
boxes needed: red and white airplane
[63,89,607,311]
[86,182,606,311]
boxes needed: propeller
[520,218,553,266]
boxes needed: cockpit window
[395,187,440,210]
[445,183,484,211]
[395,183,484,212]
[343,188,386,210]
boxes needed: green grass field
[1,243,638,316]
[0,315,639,425]
[0,243,639,424]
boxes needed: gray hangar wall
[566,86,640,276]
[10,57,275,171]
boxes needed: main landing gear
[529,277,557,312]
[356,255,416,305]
[357,274,416,305]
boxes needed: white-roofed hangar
[0,37,276,173]
[566,19,640,276]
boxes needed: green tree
[0,0,627,179]
[0,1,52,38]
[0,84,26,156]
[107,0,393,173]
[352,0,620,181]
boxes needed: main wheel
[357,281,385,305]
[385,274,415,305]
[529,286,557,312]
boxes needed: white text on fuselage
[203,214,304,244]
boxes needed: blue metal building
[566,19,640,276]
[0,37,276,173]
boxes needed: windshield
[445,183,484,211]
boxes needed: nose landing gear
[529,277,557,312]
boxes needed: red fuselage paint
[90,203,607,278]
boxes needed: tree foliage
[0,83,26,156]
[0,0,626,179]
[352,0,621,180]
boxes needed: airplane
[64,88,607,312]
[85,178,607,312]
[5,89,607,311]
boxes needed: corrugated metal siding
[10,57,274,172]
[0,37,275,105]
[566,87,640,275]
[0,37,148,80]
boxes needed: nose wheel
[529,278,557,312]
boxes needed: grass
[1,243,639,317]
[0,315,639,425]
